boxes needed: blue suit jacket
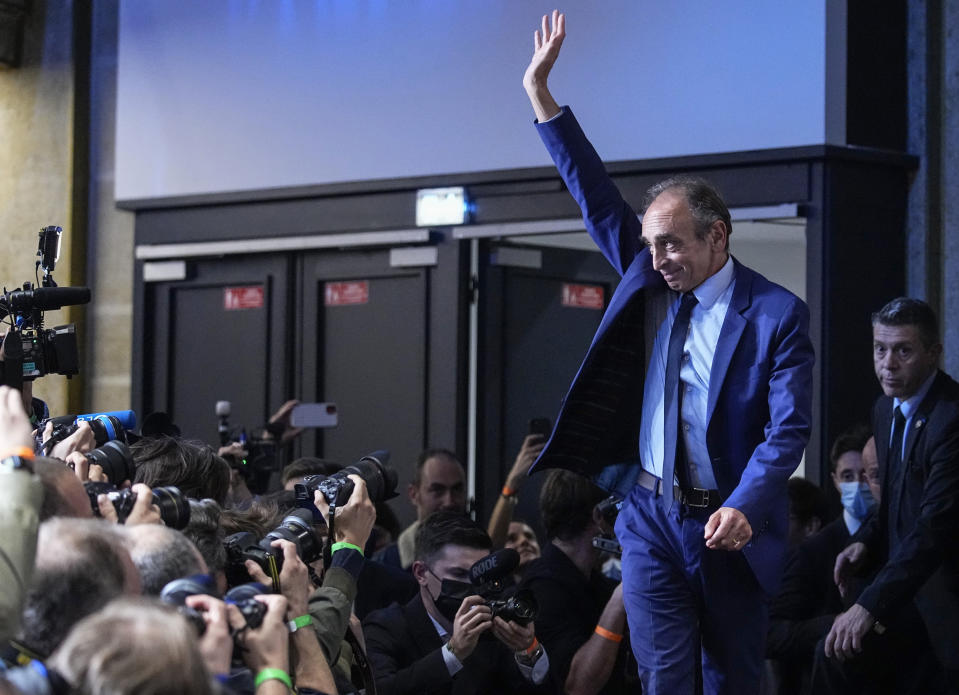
[528,108,814,594]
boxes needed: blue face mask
[839,481,877,520]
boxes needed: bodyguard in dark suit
[523,12,814,695]
[363,511,550,695]
[823,298,959,691]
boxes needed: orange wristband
[1,446,35,460]
[594,625,623,643]
[524,636,540,655]
[502,485,517,497]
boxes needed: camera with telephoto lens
[41,409,137,457]
[222,509,322,587]
[83,439,136,484]
[0,225,90,389]
[469,548,539,626]
[295,449,397,521]
[83,482,190,529]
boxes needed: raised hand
[523,10,566,122]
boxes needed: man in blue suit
[522,12,815,694]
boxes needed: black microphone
[5,286,91,311]
[469,548,521,587]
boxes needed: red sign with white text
[223,286,264,310]
[325,281,369,306]
[561,283,605,310]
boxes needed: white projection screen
[115,1,836,202]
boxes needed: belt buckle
[684,488,710,508]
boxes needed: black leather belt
[637,469,721,509]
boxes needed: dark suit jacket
[856,370,959,669]
[768,516,852,664]
[528,107,815,595]
[363,595,543,695]
[521,543,624,693]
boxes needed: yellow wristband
[594,625,623,643]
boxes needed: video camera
[215,400,281,493]
[0,225,90,389]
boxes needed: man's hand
[491,616,536,654]
[523,10,565,122]
[505,434,546,493]
[834,541,867,598]
[266,399,304,446]
[218,441,249,462]
[66,451,107,483]
[824,603,876,661]
[0,385,33,454]
[245,539,311,617]
[44,420,96,460]
[448,595,493,661]
[185,595,234,677]
[229,594,291,673]
[313,474,377,549]
[98,483,162,525]
[703,507,752,551]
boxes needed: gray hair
[642,175,733,247]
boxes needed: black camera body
[469,549,538,626]
[223,509,323,588]
[84,482,190,529]
[295,449,397,520]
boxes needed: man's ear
[708,219,728,251]
[411,560,429,587]
[407,481,419,507]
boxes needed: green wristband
[288,614,312,632]
[254,668,292,691]
[330,541,364,557]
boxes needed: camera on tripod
[0,225,90,389]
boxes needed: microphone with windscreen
[468,548,538,626]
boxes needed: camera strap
[322,500,337,572]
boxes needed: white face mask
[839,481,878,520]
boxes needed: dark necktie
[889,406,906,478]
[662,292,698,508]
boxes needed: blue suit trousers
[615,484,768,695]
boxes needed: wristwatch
[514,641,544,666]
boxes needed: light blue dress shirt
[640,256,736,489]
[890,370,937,458]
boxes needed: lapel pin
[914,419,924,430]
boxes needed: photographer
[241,473,375,693]
[520,470,631,695]
[0,385,43,644]
[363,510,550,695]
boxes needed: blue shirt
[890,370,938,459]
[640,256,736,489]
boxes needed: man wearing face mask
[766,427,873,694]
[362,510,550,695]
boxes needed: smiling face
[641,190,729,293]
[505,521,541,567]
[872,323,941,400]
